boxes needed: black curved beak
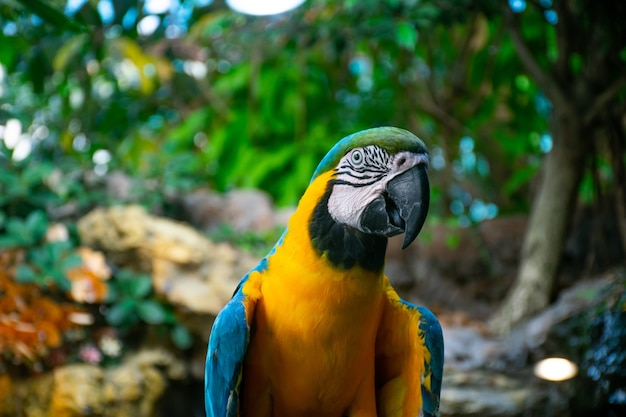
[388,164,430,248]
[359,164,430,249]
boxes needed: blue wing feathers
[205,238,281,417]
[205,294,249,417]
[398,300,443,417]
[417,306,444,417]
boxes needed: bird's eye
[351,150,364,166]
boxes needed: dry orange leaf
[65,247,111,304]
[0,249,87,366]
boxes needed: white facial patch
[327,181,385,229]
[326,147,428,230]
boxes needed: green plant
[105,269,192,349]
[0,211,82,291]
[0,161,195,363]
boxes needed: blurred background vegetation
[0,0,625,412]
[1,0,557,212]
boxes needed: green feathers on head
[311,127,428,181]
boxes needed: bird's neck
[282,171,388,274]
[309,186,388,272]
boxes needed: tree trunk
[489,107,588,335]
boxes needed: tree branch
[584,75,626,125]
[503,3,571,113]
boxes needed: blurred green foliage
[0,210,81,291]
[0,202,192,372]
[106,268,193,349]
[0,0,554,217]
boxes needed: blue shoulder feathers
[205,235,284,417]
[205,289,249,417]
[417,305,444,417]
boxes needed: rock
[0,349,186,417]
[180,188,280,232]
[77,206,258,319]
[223,189,275,232]
[0,372,53,417]
[49,365,106,417]
[441,385,533,417]
[180,188,225,231]
[105,171,133,201]
[273,206,295,229]
[443,327,501,371]
[440,376,566,417]
[440,334,568,417]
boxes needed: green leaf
[0,34,20,68]
[53,33,90,72]
[61,253,83,270]
[579,171,595,204]
[6,218,33,246]
[25,210,48,242]
[18,0,88,32]
[514,74,531,92]
[445,233,461,249]
[0,167,18,187]
[21,163,53,188]
[50,270,71,291]
[48,240,71,259]
[106,299,137,326]
[546,25,558,62]
[503,164,540,195]
[130,275,153,299]
[136,300,167,325]
[213,63,252,95]
[0,235,23,248]
[15,264,36,283]
[29,246,51,269]
[171,325,193,350]
[105,284,119,303]
[188,10,230,40]
[165,108,209,149]
[396,22,418,50]
[569,53,583,76]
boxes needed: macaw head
[307,126,429,270]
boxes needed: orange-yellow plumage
[237,171,427,417]
[241,171,384,416]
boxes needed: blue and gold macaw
[205,127,443,417]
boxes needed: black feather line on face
[332,178,380,188]
[335,170,387,183]
[309,181,387,272]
